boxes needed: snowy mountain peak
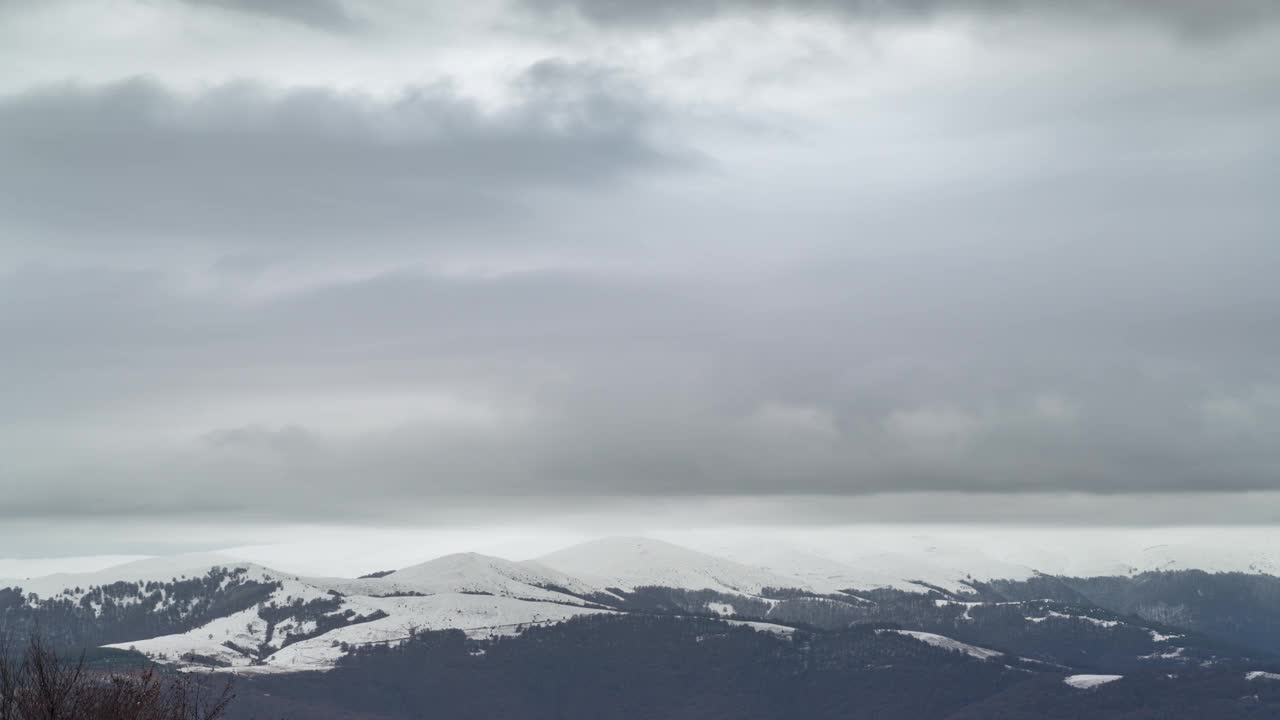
[317,551,600,605]
[535,536,807,596]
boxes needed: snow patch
[720,620,795,636]
[1064,674,1123,689]
[878,630,1003,661]
[706,602,735,616]
[1028,611,1120,628]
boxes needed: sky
[1,0,1279,561]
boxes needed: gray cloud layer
[0,63,684,250]
[524,0,1280,36]
[1,0,1279,528]
[4,248,1280,520]
[182,0,361,31]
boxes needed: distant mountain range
[4,536,1280,718]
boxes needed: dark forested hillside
[0,567,279,649]
[985,571,1280,656]
[228,616,1021,720]
[609,582,1273,673]
[222,615,1280,720]
[946,670,1280,720]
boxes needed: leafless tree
[0,635,232,720]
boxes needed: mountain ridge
[5,536,1280,676]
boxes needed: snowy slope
[698,536,1037,596]
[701,543,923,595]
[0,552,264,600]
[1131,544,1280,576]
[109,592,613,673]
[0,555,152,582]
[838,540,1038,593]
[97,572,354,668]
[832,552,986,595]
[535,537,808,596]
[878,630,1004,660]
[318,553,608,605]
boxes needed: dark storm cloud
[181,0,360,31]
[0,62,688,249]
[522,0,1280,35]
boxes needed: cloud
[0,62,690,251]
[0,0,1278,538]
[521,0,1280,37]
[3,257,1280,522]
[181,0,361,31]
[203,424,320,456]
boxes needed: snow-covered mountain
[534,537,811,596]
[107,590,613,674]
[1130,544,1280,576]
[318,552,610,606]
[0,554,151,581]
[679,543,923,595]
[0,552,259,600]
[6,535,1280,676]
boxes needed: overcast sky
[2,0,1279,558]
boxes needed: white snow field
[108,592,614,673]
[1064,674,1123,689]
